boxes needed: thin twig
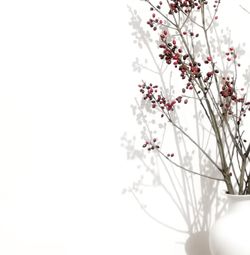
[157,149,224,181]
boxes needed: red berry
[207,56,212,61]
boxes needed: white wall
[0,0,249,254]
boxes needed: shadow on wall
[122,4,250,255]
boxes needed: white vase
[209,194,250,255]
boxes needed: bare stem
[158,149,225,181]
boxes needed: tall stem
[200,4,234,194]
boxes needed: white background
[0,0,250,254]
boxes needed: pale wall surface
[0,0,249,254]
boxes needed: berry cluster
[159,30,205,84]
[182,31,200,38]
[220,77,235,99]
[138,82,189,114]
[212,0,220,9]
[219,76,250,124]
[142,138,160,151]
[147,12,163,31]
[168,0,208,14]
[166,153,175,157]
[225,47,237,62]
[149,1,163,11]
[146,0,220,31]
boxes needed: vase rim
[221,190,250,199]
[226,194,250,197]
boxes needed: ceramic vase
[209,194,250,255]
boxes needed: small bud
[207,56,212,62]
